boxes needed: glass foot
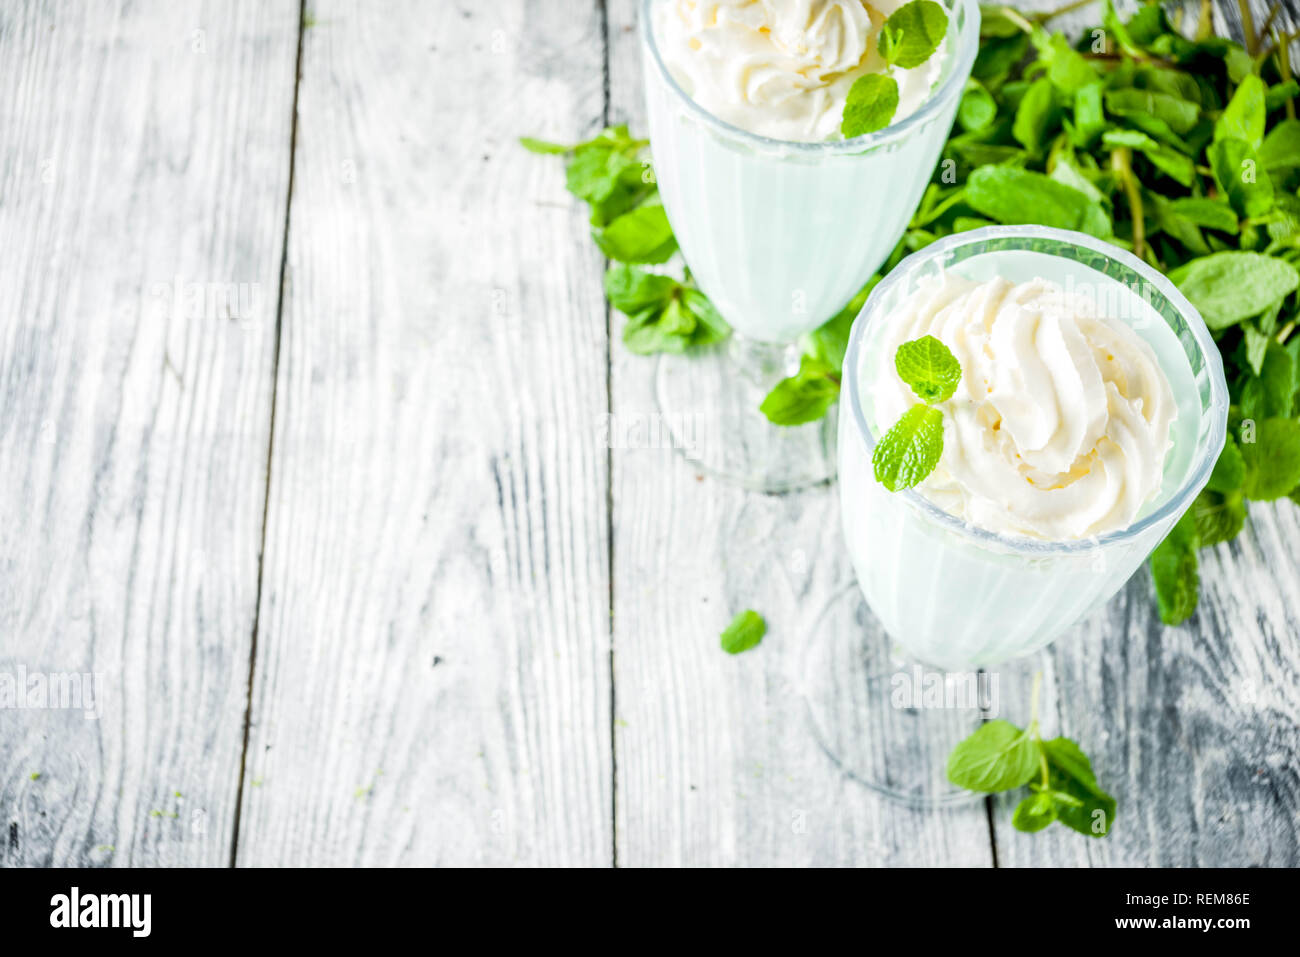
[799,582,1050,809]
[654,336,837,493]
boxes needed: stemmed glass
[803,226,1229,805]
[639,0,981,491]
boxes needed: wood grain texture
[231,0,614,866]
[606,0,994,866]
[0,0,299,865]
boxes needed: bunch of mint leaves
[524,0,1300,626]
[521,126,728,354]
[947,673,1116,836]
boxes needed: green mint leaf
[1103,88,1199,136]
[1241,417,1300,501]
[946,719,1040,792]
[957,80,997,133]
[1260,119,1300,175]
[1240,341,1296,421]
[1102,128,1196,187]
[759,355,840,426]
[1149,509,1200,625]
[1168,252,1298,330]
[1012,78,1056,154]
[878,0,948,70]
[1194,489,1247,547]
[842,73,899,137]
[1165,197,1237,234]
[603,264,679,315]
[622,295,695,355]
[873,404,944,491]
[1041,33,1098,93]
[894,335,961,403]
[1265,80,1300,113]
[720,610,765,655]
[1207,433,1245,494]
[519,136,573,154]
[964,166,1111,238]
[1215,74,1267,150]
[1207,138,1275,219]
[1012,791,1058,832]
[1040,737,1116,838]
[1069,82,1106,147]
[679,288,730,345]
[593,204,677,264]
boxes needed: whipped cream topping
[652,0,946,142]
[870,274,1178,540]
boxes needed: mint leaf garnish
[872,404,944,491]
[872,336,960,491]
[720,610,765,655]
[949,673,1115,838]
[894,334,961,403]
[878,0,948,70]
[841,74,899,137]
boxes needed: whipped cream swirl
[870,274,1178,540]
[652,0,946,142]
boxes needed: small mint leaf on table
[841,73,899,137]
[945,719,1039,792]
[878,0,948,70]
[720,610,765,655]
[894,334,961,403]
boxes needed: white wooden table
[1,0,1297,867]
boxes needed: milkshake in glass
[802,226,1228,805]
[640,0,980,490]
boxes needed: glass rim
[638,0,982,155]
[843,225,1230,555]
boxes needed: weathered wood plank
[993,0,1300,867]
[0,0,299,865]
[606,0,994,866]
[233,0,614,866]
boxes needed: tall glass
[803,226,1228,805]
[640,0,980,492]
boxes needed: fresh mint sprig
[841,0,948,137]
[871,335,960,491]
[947,672,1116,837]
